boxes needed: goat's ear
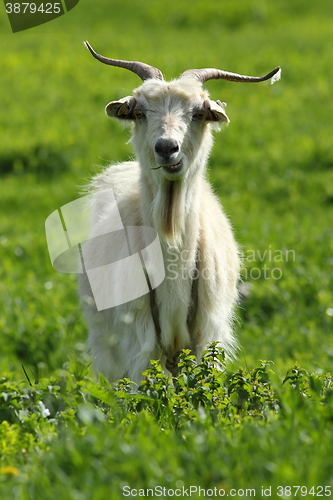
[205,99,229,124]
[105,97,137,120]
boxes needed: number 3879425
[5,3,62,14]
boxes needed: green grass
[1,349,333,499]
[0,0,333,497]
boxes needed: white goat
[80,42,280,384]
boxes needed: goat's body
[80,46,280,384]
[80,159,239,384]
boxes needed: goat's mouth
[162,160,183,175]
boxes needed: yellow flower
[0,466,20,476]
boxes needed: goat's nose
[155,138,179,161]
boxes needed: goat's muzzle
[155,138,180,163]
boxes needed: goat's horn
[84,41,164,82]
[180,66,281,84]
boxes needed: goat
[79,41,281,385]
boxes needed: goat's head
[85,42,280,182]
[106,78,230,182]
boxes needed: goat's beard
[152,178,186,247]
[141,161,204,249]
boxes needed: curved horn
[180,66,281,84]
[84,41,164,82]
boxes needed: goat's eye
[193,111,205,121]
[134,110,145,120]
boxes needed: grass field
[0,0,333,498]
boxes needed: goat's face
[106,79,229,181]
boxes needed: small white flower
[38,401,51,418]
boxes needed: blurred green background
[0,0,332,378]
